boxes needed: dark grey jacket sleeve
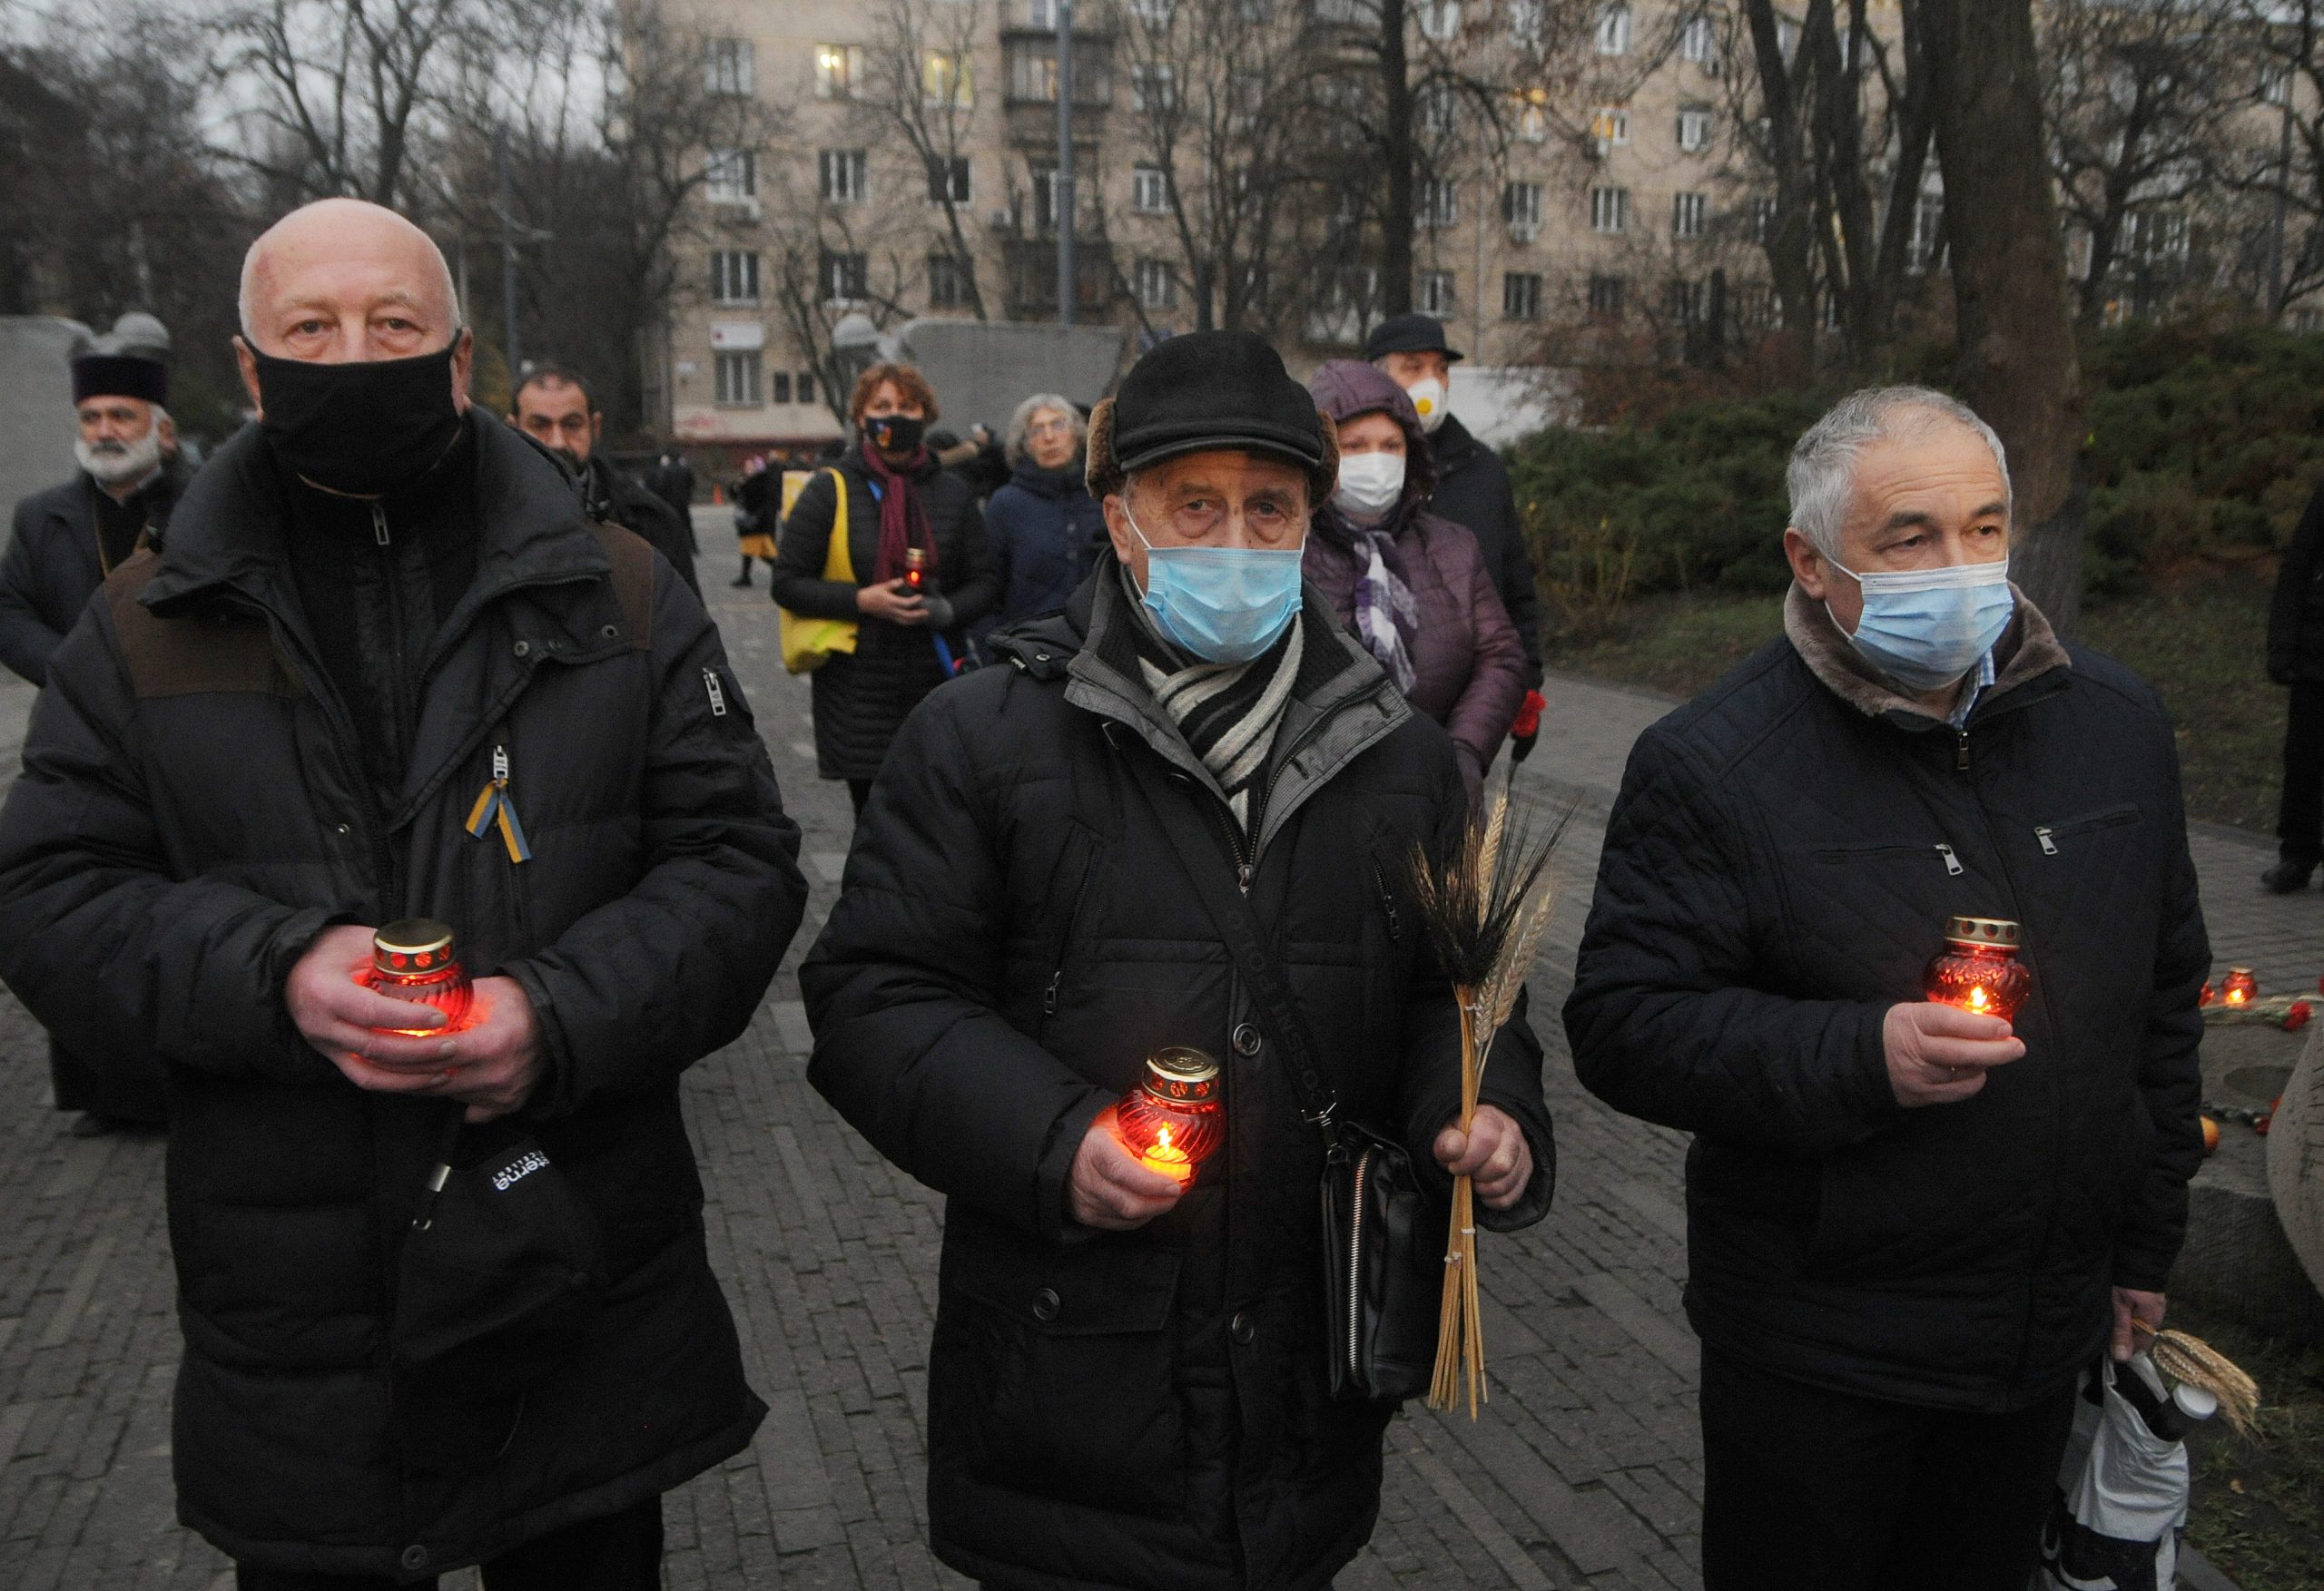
[0,500,64,686]
[0,603,340,1082]
[802,689,1113,1246]
[504,562,805,1115]
[1564,725,1903,1154]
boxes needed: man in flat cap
[0,319,190,1132]
[1364,312,1546,763]
[804,328,1555,1590]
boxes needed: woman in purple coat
[1304,358,1528,807]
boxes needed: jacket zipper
[702,666,728,717]
[2035,826,2058,856]
[1955,729,1970,771]
[1039,843,1102,1035]
[1346,1146,1372,1373]
[1371,861,1403,941]
[1934,842,1963,876]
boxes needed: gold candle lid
[1143,1046,1221,1104]
[373,918,457,974]
[1942,916,2020,949]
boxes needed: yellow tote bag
[779,467,859,673]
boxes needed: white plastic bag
[2034,1356,2194,1591]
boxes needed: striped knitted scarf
[1119,566,1305,837]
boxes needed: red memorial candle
[1924,916,2031,1022]
[1115,1047,1226,1184]
[358,918,475,1036]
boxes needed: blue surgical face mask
[1827,557,2014,694]
[1126,506,1305,664]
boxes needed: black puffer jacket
[768,447,998,781]
[584,453,700,595]
[0,457,192,684]
[1565,586,2208,1413]
[0,416,805,1579]
[1423,414,1541,692]
[803,571,1554,1591]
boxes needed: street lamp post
[1057,0,1075,328]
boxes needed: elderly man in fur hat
[803,329,1556,1591]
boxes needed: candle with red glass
[358,918,474,1036]
[2221,967,2257,1007]
[1115,1047,1225,1183]
[1924,916,2031,1022]
[904,545,928,595]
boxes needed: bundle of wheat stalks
[2135,1320,2262,1438]
[1407,778,1571,1418]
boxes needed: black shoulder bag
[1130,770,1444,1403]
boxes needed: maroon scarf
[860,446,940,586]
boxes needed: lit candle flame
[1139,1123,1193,1182]
[2227,988,2247,1005]
[1968,986,1988,1013]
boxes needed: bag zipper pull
[1935,842,1963,877]
[2035,826,2058,856]
[370,503,390,546]
[703,665,728,717]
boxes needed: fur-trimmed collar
[1783,581,2071,724]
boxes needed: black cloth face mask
[251,340,465,496]
[863,413,925,455]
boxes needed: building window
[1680,13,1716,66]
[929,252,973,309]
[1418,83,1458,138]
[1595,3,1631,54]
[1678,104,1712,153]
[704,38,753,97]
[814,44,861,99]
[1512,90,1548,142]
[1029,0,1060,26]
[772,371,793,405]
[1908,192,1945,271]
[1672,192,1707,239]
[710,250,761,305]
[924,50,974,107]
[1588,273,1625,319]
[2126,209,2190,267]
[704,148,756,202]
[1136,257,1177,310]
[1666,278,1704,324]
[1590,104,1630,152]
[1502,271,1542,320]
[822,250,868,303]
[1505,0,1544,46]
[1129,0,1177,25]
[1418,270,1455,315]
[1417,1,1461,41]
[928,155,972,204]
[1590,185,1629,234]
[1502,181,1542,237]
[1133,164,1169,213]
[1750,195,1778,242]
[1417,178,1459,228]
[820,149,868,204]
[714,350,763,407]
[799,372,816,405]
[1131,64,1174,112]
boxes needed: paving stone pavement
[0,525,2307,1588]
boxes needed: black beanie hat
[1362,312,1465,364]
[1086,329,1333,501]
[71,352,169,408]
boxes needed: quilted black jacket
[803,570,1554,1591]
[0,415,804,1577]
[1565,586,2208,1412]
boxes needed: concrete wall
[0,317,89,520]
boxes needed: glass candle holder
[358,918,474,1036]
[2221,967,2257,1007]
[1115,1046,1226,1183]
[1924,916,2031,1022]
[904,545,928,594]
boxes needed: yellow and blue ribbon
[464,744,532,864]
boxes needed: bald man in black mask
[0,197,804,1588]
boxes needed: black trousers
[2279,679,2324,863]
[48,1036,168,1125]
[847,777,873,815]
[1699,1347,2077,1591]
[234,1495,663,1590]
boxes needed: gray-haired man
[1566,387,2208,1588]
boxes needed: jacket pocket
[2032,803,2139,857]
[1036,822,1103,1044]
[934,1224,1185,1517]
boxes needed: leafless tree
[853,0,991,320]
[2226,0,2324,316]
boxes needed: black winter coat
[982,458,1108,629]
[1564,587,2209,1413]
[585,453,700,596]
[769,447,998,781]
[803,571,1555,1591]
[0,416,805,1579]
[0,457,192,685]
[1423,414,1542,692]
[2267,477,2324,684]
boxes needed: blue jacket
[981,460,1108,633]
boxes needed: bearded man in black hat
[804,329,1555,1591]
[1364,312,1546,763]
[0,197,803,1588]
[0,321,192,1132]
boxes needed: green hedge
[1505,323,2324,614]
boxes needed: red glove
[1508,690,1545,764]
